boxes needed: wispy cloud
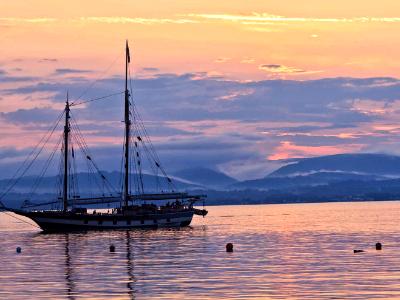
[268,141,364,160]
[258,64,323,76]
[142,67,160,72]
[38,58,58,63]
[79,17,198,24]
[350,99,400,116]
[342,78,400,89]
[0,69,37,83]
[0,16,198,26]
[215,57,232,63]
[244,27,282,33]
[1,107,62,125]
[241,58,255,64]
[53,68,92,75]
[0,17,57,24]
[259,64,305,74]
[2,14,400,28]
[215,89,254,101]
[186,13,400,24]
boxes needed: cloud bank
[1,69,400,179]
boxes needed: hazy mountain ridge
[230,171,384,190]
[4,154,400,206]
[0,171,200,195]
[172,167,237,189]
[268,154,400,177]
[230,154,400,190]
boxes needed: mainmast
[124,40,131,206]
[63,93,70,212]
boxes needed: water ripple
[1,202,400,299]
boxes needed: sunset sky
[1,1,400,179]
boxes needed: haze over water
[1,201,400,299]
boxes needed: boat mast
[63,93,70,212]
[124,40,131,207]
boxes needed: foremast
[63,94,70,212]
[124,41,131,207]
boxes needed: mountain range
[229,154,400,190]
[3,153,400,206]
[172,167,237,189]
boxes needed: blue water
[1,202,400,299]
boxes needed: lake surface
[1,201,400,299]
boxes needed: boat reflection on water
[61,230,138,299]
[23,225,199,299]
[64,233,75,300]
[125,231,135,300]
[3,203,400,299]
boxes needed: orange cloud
[241,58,255,64]
[268,141,364,160]
[187,13,400,24]
[79,17,198,24]
[214,57,232,63]
[259,64,305,74]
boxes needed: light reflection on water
[1,202,400,299]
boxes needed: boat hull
[14,210,194,232]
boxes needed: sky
[1,1,400,180]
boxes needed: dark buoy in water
[16,247,21,253]
[226,243,233,252]
[353,249,364,253]
[109,244,115,252]
[376,242,382,250]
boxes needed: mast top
[126,40,130,64]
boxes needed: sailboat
[0,41,207,232]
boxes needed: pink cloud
[268,141,364,161]
[215,89,254,101]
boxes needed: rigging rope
[73,50,122,103]
[0,110,65,201]
[131,100,177,191]
[70,91,124,107]
[69,115,119,196]
[0,48,184,214]
[127,67,177,192]
[28,134,64,197]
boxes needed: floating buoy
[109,244,115,252]
[376,242,382,250]
[353,249,364,253]
[16,247,21,253]
[226,243,233,252]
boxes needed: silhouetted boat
[0,41,207,231]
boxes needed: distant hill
[5,153,400,207]
[173,167,237,189]
[230,171,382,190]
[0,171,199,196]
[231,154,400,190]
[269,154,400,177]
[159,154,400,204]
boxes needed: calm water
[1,202,400,299]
